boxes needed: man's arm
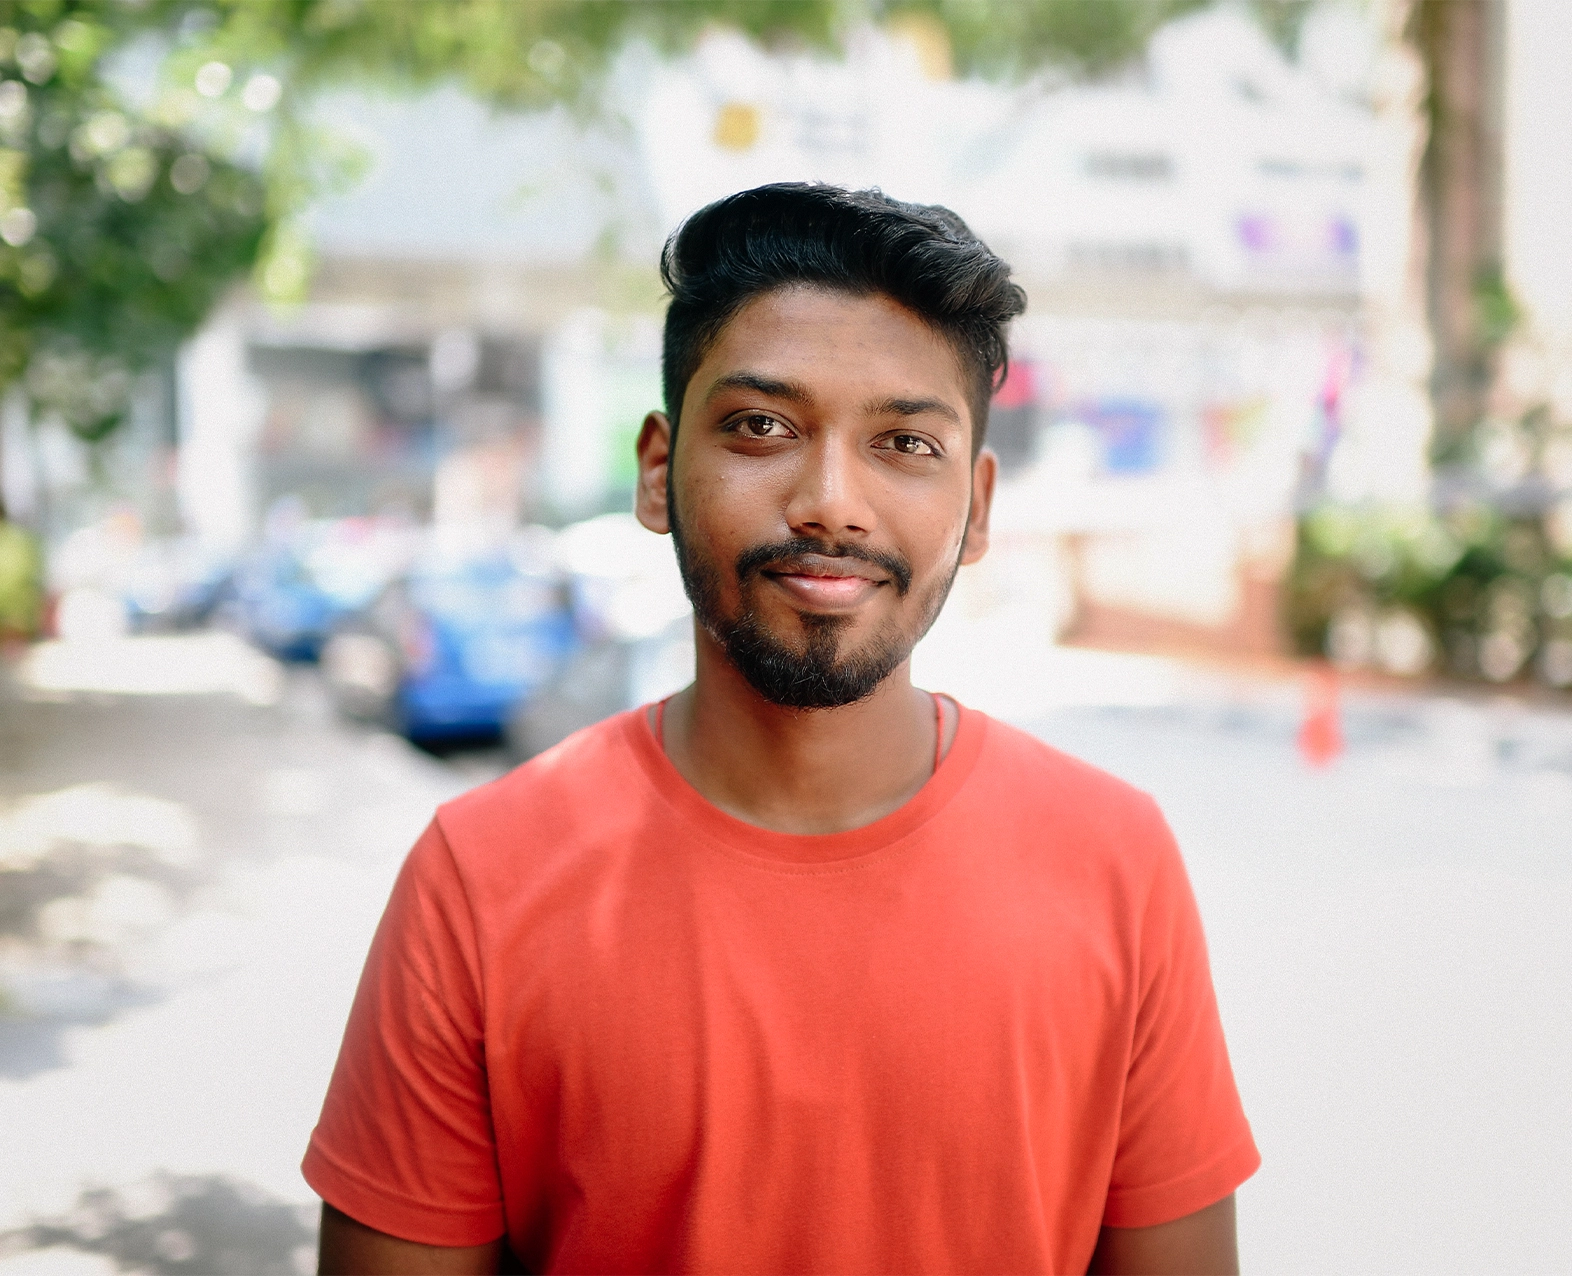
[1087,1193,1238,1276]
[318,1203,503,1276]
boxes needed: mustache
[735,537,913,596]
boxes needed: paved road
[0,643,502,1274]
[1,632,1568,1273]
[1030,696,1571,1273]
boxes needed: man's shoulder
[434,709,648,860]
[961,710,1174,871]
[971,711,1159,816]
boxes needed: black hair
[659,183,1026,453]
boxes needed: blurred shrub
[0,512,41,633]
[1287,500,1572,689]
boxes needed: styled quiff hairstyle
[659,183,1027,453]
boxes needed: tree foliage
[0,1,267,438]
[885,0,1212,80]
[0,0,1310,442]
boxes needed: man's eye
[885,434,937,456]
[732,414,792,438]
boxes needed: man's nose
[783,435,876,538]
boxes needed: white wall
[1502,0,1572,418]
[176,320,267,551]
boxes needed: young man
[306,184,1259,1275]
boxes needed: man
[307,183,1259,1275]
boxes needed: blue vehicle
[229,519,413,661]
[323,547,579,745]
[504,513,695,759]
[229,546,344,661]
[119,538,235,633]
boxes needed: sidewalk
[0,640,501,1274]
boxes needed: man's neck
[658,627,941,836]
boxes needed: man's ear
[635,411,673,535]
[960,446,997,566]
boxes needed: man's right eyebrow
[703,372,813,405]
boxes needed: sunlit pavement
[2,628,1570,1273]
[0,641,502,1274]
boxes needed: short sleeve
[1101,802,1260,1229]
[302,819,506,1246]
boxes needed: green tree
[0,3,267,440]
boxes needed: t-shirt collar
[622,698,986,868]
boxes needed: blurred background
[0,1,1568,1272]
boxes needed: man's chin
[712,612,910,711]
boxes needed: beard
[669,492,959,711]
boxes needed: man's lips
[761,555,888,606]
[763,555,889,583]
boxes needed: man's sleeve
[1101,800,1260,1229]
[302,819,506,1246]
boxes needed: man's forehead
[714,283,933,342]
[694,286,971,405]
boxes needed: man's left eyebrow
[865,396,962,424]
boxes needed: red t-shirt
[304,703,1258,1274]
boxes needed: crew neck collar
[622,698,986,869]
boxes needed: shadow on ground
[0,811,193,1080]
[0,982,159,1080]
[0,1174,316,1275]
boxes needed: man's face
[637,284,996,710]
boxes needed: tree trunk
[1409,0,1508,460]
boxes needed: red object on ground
[1298,666,1343,766]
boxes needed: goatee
[670,512,956,711]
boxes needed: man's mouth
[760,554,888,607]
